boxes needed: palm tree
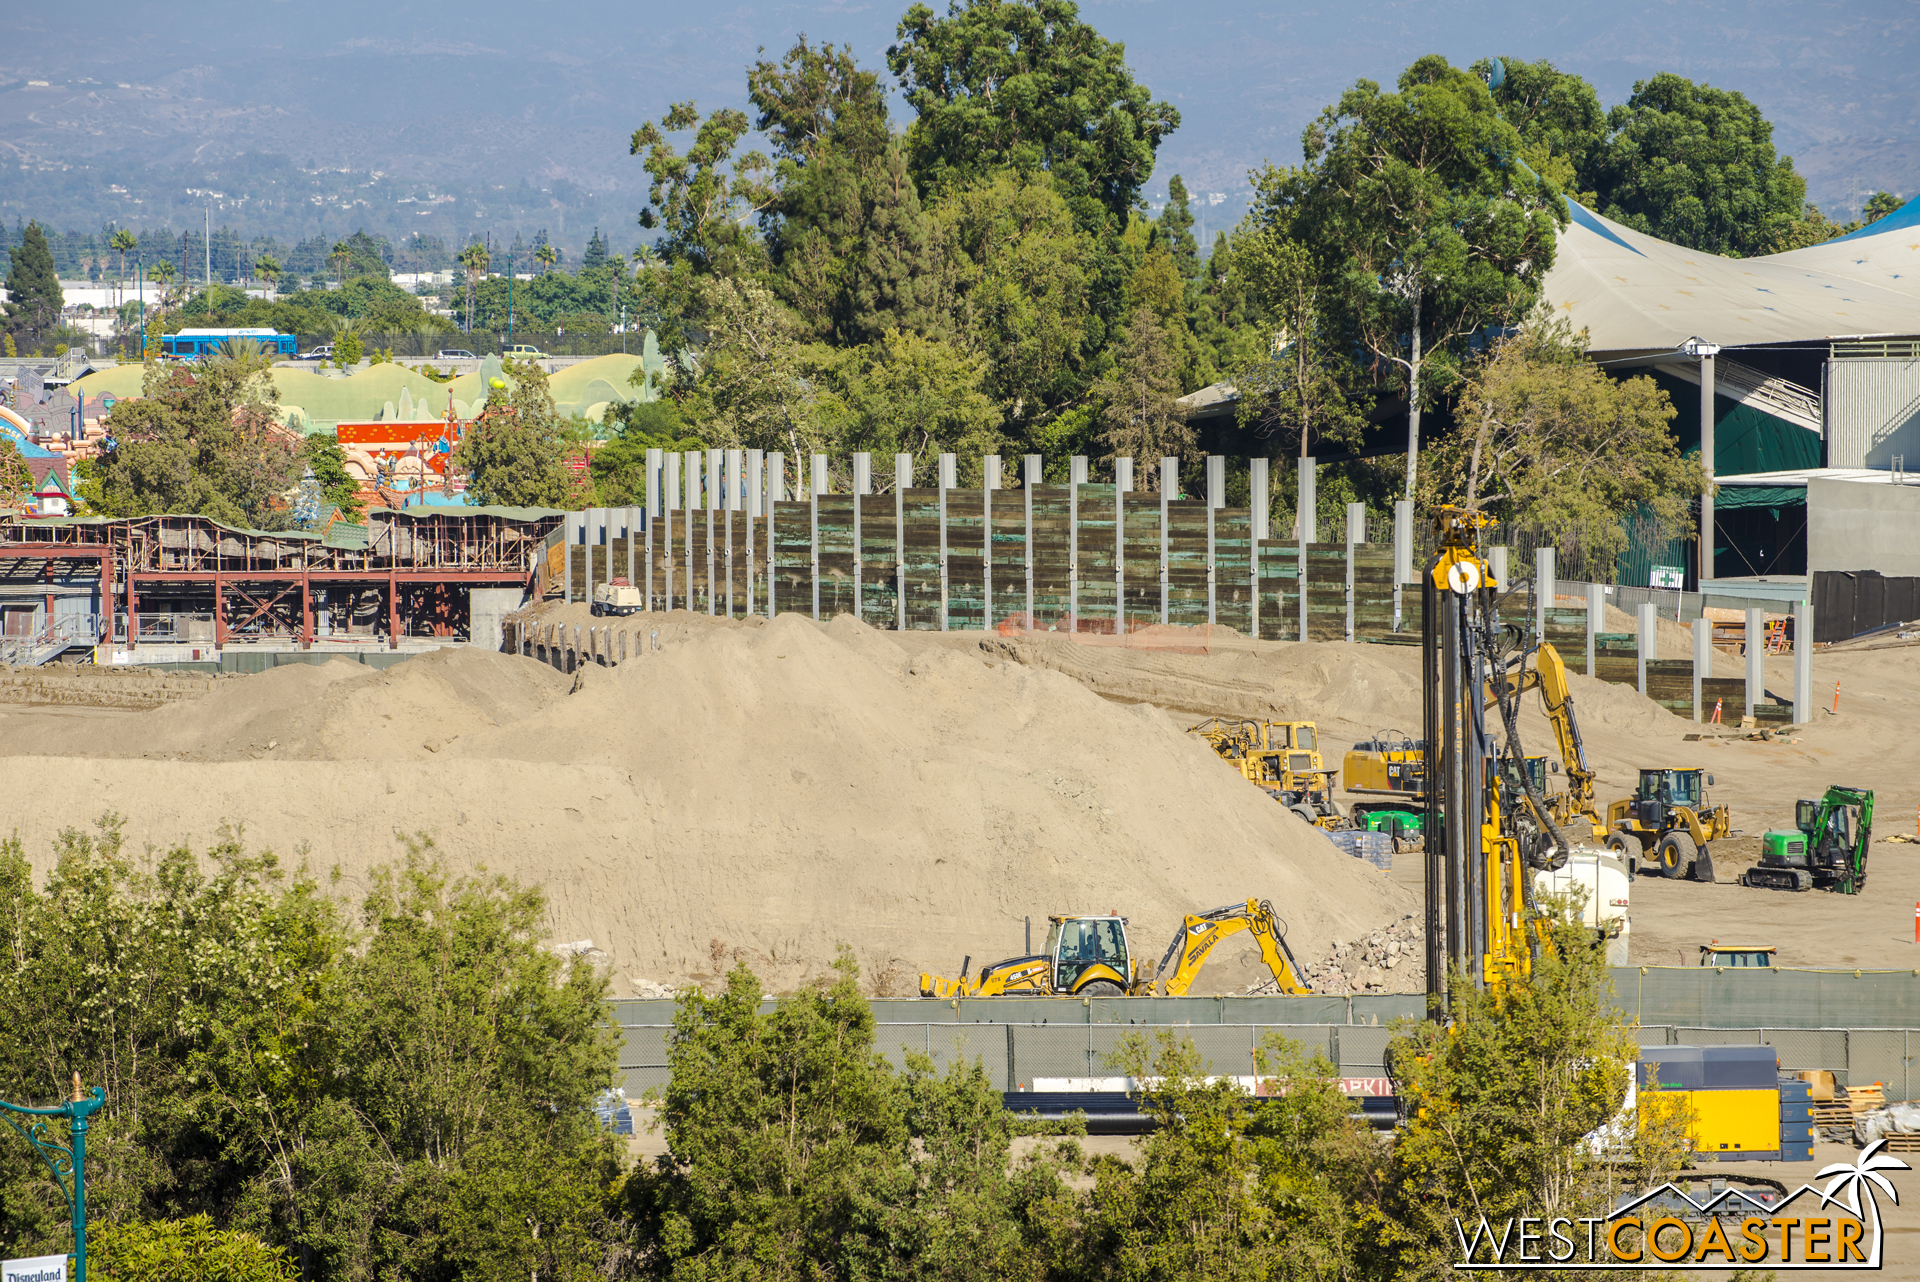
[109,229,136,308]
[1818,1138,1909,1266]
[256,254,282,302]
[149,258,178,309]
[457,241,490,333]
[535,243,558,276]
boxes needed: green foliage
[1229,231,1370,463]
[1420,315,1702,564]
[4,222,64,348]
[1267,54,1566,493]
[934,170,1094,423]
[630,101,772,278]
[1075,1030,1362,1282]
[330,328,363,370]
[821,328,1005,468]
[0,437,33,510]
[1158,176,1201,285]
[677,274,833,455]
[453,360,575,507]
[626,950,1077,1280]
[94,1215,295,1282]
[96,359,296,526]
[1091,306,1192,482]
[1372,912,1691,1280]
[1590,72,1807,258]
[592,400,704,504]
[888,0,1180,235]
[296,432,362,520]
[1483,57,1607,200]
[1864,191,1903,225]
[0,819,619,1281]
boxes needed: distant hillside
[3,0,1912,262]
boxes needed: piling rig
[1420,508,1583,1015]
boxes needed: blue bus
[159,328,299,359]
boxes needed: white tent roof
[1539,201,1920,355]
[1758,198,1920,304]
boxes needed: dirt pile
[2,614,1412,997]
[0,663,218,710]
[1263,913,1425,995]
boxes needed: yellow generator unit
[1636,1044,1811,1162]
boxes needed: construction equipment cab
[1606,769,1730,882]
[591,576,642,616]
[1699,943,1775,967]
[920,914,1136,998]
[1342,730,1426,841]
[1743,786,1874,894]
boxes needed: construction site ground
[2,606,1916,1000]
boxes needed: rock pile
[1246,913,1424,994]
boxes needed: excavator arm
[1484,642,1603,840]
[1152,898,1311,996]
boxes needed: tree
[591,400,703,505]
[677,275,832,457]
[1159,175,1201,285]
[1864,191,1903,225]
[1420,316,1703,569]
[536,243,558,276]
[887,0,1181,236]
[457,241,490,333]
[751,38,950,346]
[1590,72,1808,258]
[1077,1029,1362,1280]
[1091,306,1191,482]
[4,222,64,349]
[96,356,298,526]
[581,227,608,271]
[1375,909,1692,1280]
[1483,57,1607,200]
[110,227,137,307]
[625,951,1073,1280]
[1230,233,1370,499]
[297,432,362,520]
[93,1215,296,1282]
[0,437,34,511]
[824,328,1004,467]
[1273,55,1567,499]
[934,170,1094,422]
[255,253,281,302]
[630,101,773,276]
[452,360,574,507]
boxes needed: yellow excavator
[1484,641,1608,845]
[918,899,1311,998]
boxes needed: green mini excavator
[1742,786,1874,894]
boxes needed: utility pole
[507,251,513,343]
[1682,336,1720,585]
[204,206,211,289]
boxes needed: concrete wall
[1808,477,1920,574]
[470,587,526,653]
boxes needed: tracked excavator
[918,899,1311,998]
[1417,509,1631,1011]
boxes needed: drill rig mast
[1420,508,1571,1014]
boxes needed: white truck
[591,577,643,617]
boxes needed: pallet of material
[1880,1132,1920,1153]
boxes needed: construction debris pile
[1260,913,1426,995]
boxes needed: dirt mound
[0,663,218,710]
[3,617,1411,996]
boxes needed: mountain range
[4,0,1913,259]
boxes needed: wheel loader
[1604,768,1730,882]
[1742,786,1874,894]
[1189,718,1344,828]
[918,899,1311,998]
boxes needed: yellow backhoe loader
[1188,718,1344,827]
[918,899,1311,998]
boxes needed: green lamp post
[0,1076,106,1282]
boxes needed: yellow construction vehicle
[1418,507,1544,1006]
[1484,642,1607,842]
[1342,730,1427,841]
[1605,768,1730,881]
[918,899,1311,998]
[1188,718,1344,827]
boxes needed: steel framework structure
[0,511,559,649]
